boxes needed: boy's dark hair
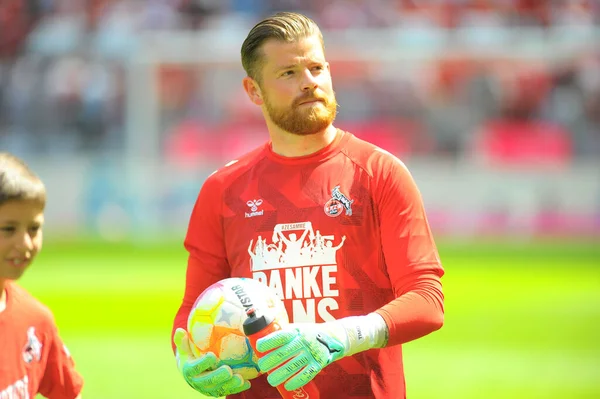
[0,152,46,207]
[241,12,324,83]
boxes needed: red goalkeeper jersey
[174,129,444,399]
[0,282,83,399]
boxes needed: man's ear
[242,77,264,106]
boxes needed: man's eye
[0,227,15,233]
[281,70,294,77]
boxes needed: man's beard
[263,90,338,136]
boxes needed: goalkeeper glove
[256,313,388,391]
[173,328,251,397]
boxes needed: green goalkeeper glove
[256,313,388,391]
[174,328,251,397]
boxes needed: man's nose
[301,69,318,91]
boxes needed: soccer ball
[187,277,288,380]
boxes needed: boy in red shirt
[0,152,84,399]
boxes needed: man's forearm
[376,274,444,346]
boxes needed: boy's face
[0,200,44,281]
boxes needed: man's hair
[241,12,324,82]
[0,152,46,207]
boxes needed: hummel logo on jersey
[245,199,264,218]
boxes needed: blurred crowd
[1,0,600,165]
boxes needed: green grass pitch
[18,238,600,399]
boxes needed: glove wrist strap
[332,313,389,357]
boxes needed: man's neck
[269,125,338,158]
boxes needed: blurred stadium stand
[0,0,599,240]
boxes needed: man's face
[254,35,337,136]
[0,200,44,281]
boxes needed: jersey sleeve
[171,173,232,351]
[371,152,445,347]
[38,323,83,399]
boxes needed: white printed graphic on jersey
[249,222,345,323]
[248,222,345,271]
[0,376,29,399]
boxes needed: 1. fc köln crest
[324,186,353,217]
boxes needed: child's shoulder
[7,282,56,326]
